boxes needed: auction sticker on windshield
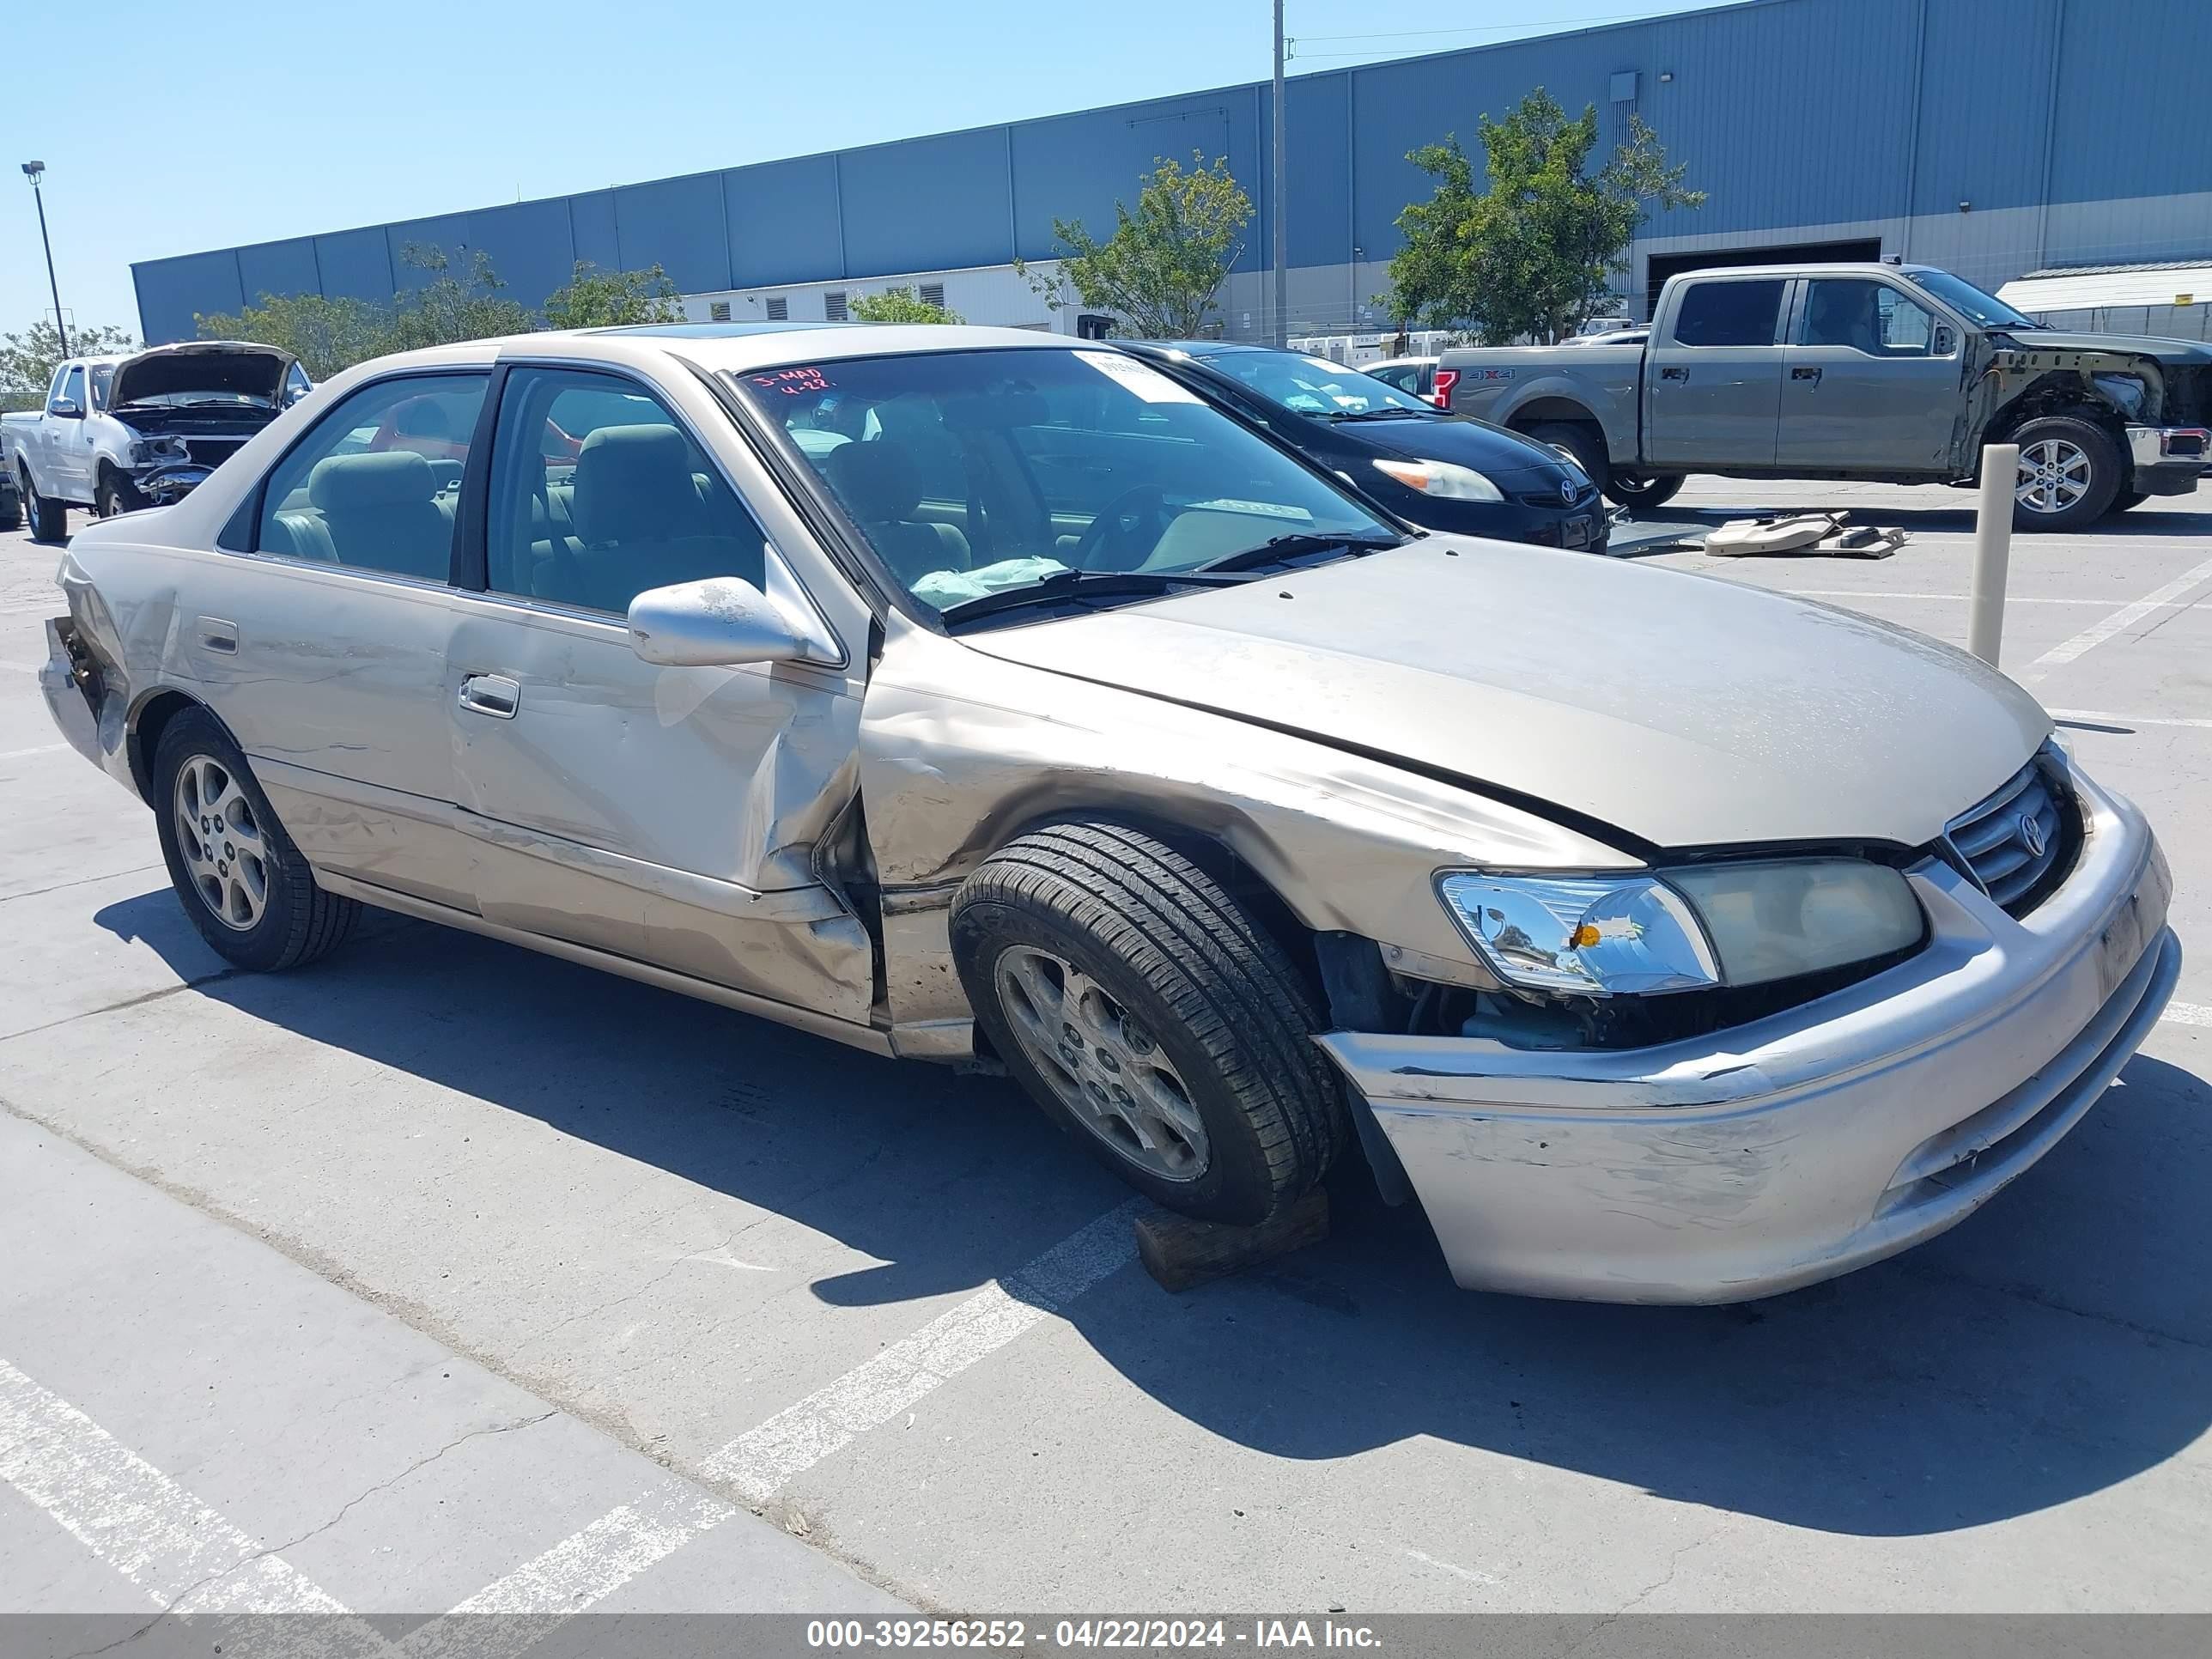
[1074,350,1200,404]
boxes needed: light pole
[1271,2,1288,347]
[21,161,69,357]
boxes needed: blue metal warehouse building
[131,0,2212,346]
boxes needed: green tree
[847,285,965,325]
[1384,88,1704,344]
[387,243,532,351]
[1022,151,1252,338]
[195,292,396,381]
[542,261,685,329]
[1,319,139,410]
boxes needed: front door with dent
[445,363,872,1021]
[1778,277,1961,471]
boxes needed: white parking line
[2163,1001,2212,1029]
[1760,590,2166,607]
[0,1355,386,1647]
[702,1200,1142,1504]
[2050,709,2212,732]
[2021,555,2212,684]
[407,1201,1139,1624]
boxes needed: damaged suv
[39,325,2179,1303]
[1,341,305,539]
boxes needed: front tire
[96,467,143,519]
[24,469,66,543]
[952,822,1346,1225]
[2010,416,2123,531]
[153,707,358,971]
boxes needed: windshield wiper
[1327,406,1431,421]
[938,566,1249,628]
[1195,531,1403,575]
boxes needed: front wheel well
[972,808,1328,1013]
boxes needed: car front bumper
[2126,425,2209,494]
[1315,767,2178,1304]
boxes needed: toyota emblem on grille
[1560,478,1577,504]
[2017,812,2047,859]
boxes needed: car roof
[317,323,1104,387]
[1672,262,1936,280]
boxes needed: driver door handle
[1791,366,1823,383]
[458,673,520,720]
[1659,366,1689,382]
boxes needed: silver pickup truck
[1443,263,2211,530]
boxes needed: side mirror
[49,398,82,419]
[627,574,841,669]
[1932,325,1956,356]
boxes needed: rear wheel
[0,486,19,532]
[2112,489,2149,513]
[152,707,359,971]
[24,469,66,543]
[1601,469,1685,511]
[2009,416,2123,531]
[952,821,1346,1224]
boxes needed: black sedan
[1121,341,1609,553]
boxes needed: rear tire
[0,489,19,532]
[1526,421,1612,495]
[2008,416,2124,531]
[2112,489,2149,513]
[1601,470,1685,511]
[952,821,1346,1225]
[24,469,66,544]
[152,707,359,972]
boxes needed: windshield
[1194,348,1433,417]
[1905,269,2039,330]
[734,347,1397,623]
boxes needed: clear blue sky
[3,0,1704,338]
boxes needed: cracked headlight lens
[1440,860,1922,998]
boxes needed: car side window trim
[451,362,510,591]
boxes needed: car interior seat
[299,451,455,578]
[549,423,764,613]
[823,441,972,585]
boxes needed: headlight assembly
[1439,860,1923,999]
[131,435,190,465]
[1371,457,1504,501]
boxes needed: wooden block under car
[1133,1189,1330,1292]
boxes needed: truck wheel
[24,470,66,544]
[2010,416,2123,531]
[153,707,359,972]
[952,821,1346,1225]
[0,488,19,532]
[2112,489,2149,513]
[1527,421,1613,495]
[95,468,143,519]
[1602,470,1684,511]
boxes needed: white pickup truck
[1,342,307,541]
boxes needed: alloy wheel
[2015,439,2092,515]
[173,755,270,931]
[993,945,1211,1181]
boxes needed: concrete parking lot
[3,481,2209,1626]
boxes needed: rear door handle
[196,617,238,653]
[458,673,520,720]
[1791,366,1823,383]
[1659,366,1689,382]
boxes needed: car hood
[960,541,2051,851]
[109,341,295,410]
[2001,330,2212,368]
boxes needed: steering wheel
[1069,485,1169,573]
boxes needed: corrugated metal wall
[131,0,2212,342]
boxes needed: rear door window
[252,373,489,578]
[1669,280,1787,347]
